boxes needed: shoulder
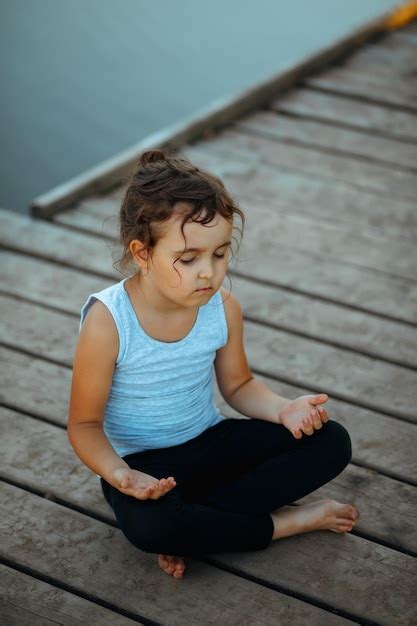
[219,286,243,333]
[78,299,119,362]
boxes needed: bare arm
[215,288,291,423]
[67,301,130,488]
[68,299,177,499]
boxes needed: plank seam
[250,367,417,425]
[302,82,417,116]
[2,403,415,487]
[0,477,388,625]
[3,341,415,424]
[233,117,417,174]
[231,271,417,327]
[51,216,417,286]
[3,288,416,371]
[4,246,417,326]
[243,315,417,371]
[0,556,155,626]
[269,101,417,146]
[200,556,373,626]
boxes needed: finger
[309,394,328,406]
[293,428,303,439]
[310,409,320,423]
[311,410,322,429]
[161,478,176,492]
[318,407,329,422]
[136,485,154,500]
[302,417,314,436]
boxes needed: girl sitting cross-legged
[67,149,359,579]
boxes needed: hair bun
[138,149,169,166]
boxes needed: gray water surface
[1,0,399,214]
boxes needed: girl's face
[132,208,234,309]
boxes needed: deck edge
[30,3,417,219]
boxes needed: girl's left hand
[279,393,329,439]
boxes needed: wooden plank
[55,164,417,246]
[192,128,417,200]
[2,208,417,323]
[382,30,417,48]
[244,322,417,422]
[234,110,417,171]
[304,66,417,112]
[1,347,415,484]
[182,147,417,243]
[271,88,417,144]
[0,482,354,626]
[2,481,416,625]
[0,564,142,625]
[55,197,417,286]
[1,288,416,422]
[1,406,415,554]
[3,252,417,369]
[403,18,417,35]
[343,40,417,76]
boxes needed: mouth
[196,287,212,292]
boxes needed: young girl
[68,149,359,580]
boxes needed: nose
[198,261,214,280]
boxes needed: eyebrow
[173,240,232,254]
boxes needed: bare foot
[271,498,359,540]
[158,554,186,579]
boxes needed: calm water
[1,0,399,214]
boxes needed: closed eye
[180,253,225,265]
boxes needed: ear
[129,239,149,271]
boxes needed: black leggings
[100,418,352,557]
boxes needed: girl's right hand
[113,467,176,500]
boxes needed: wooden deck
[1,18,417,626]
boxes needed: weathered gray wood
[2,289,416,421]
[304,66,417,112]
[182,147,417,243]
[403,18,417,36]
[54,168,417,260]
[192,128,417,200]
[380,30,417,49]
[1,347,415,484]
[244,322,417,422]
[1,406,415,553]
[3,209,417,324]
[234,109,417,170]
[210,529,417,626]
[3,252,417,369]
[343,39,417,76]
[55,206,118,239]
[58,194,417,282]
[2,481,416,625]
[61,149,417,245]
[0,564,142,625]
[0,482,355,626]
[271,87,417,143]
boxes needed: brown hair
[112,148,245,283]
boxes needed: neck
[133,273,195,316]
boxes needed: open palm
[113,467,176,500]
[279,393,329,439]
